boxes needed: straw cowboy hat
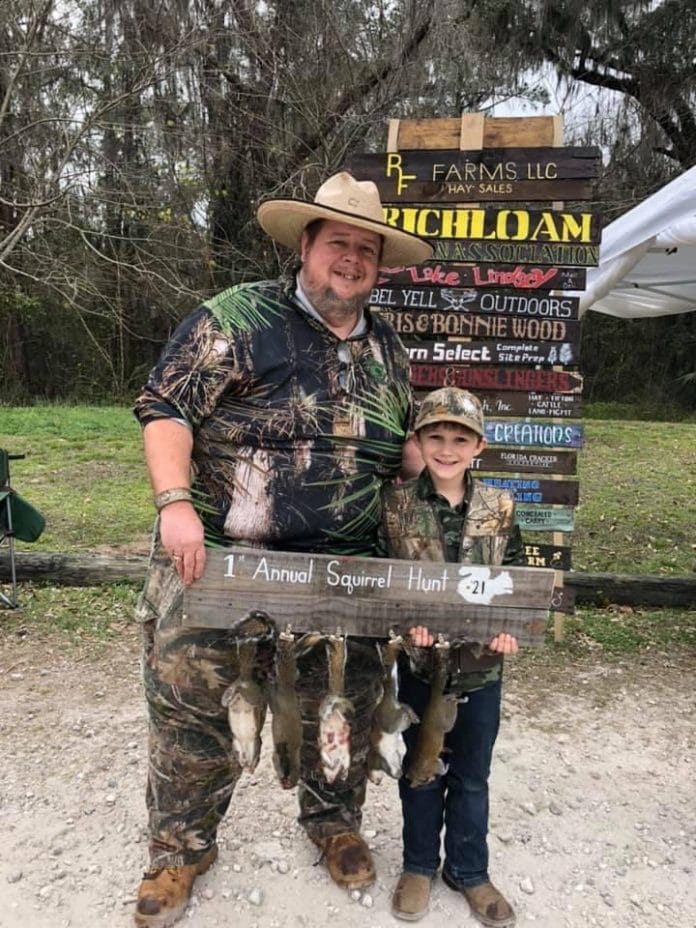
[256,171,433,266]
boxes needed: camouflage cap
[413,387,485,438]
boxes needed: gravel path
[1,625,694,928]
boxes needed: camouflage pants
[137,546,383,868]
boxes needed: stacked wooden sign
[347,115,601,635]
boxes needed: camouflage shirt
[381,468,524,693]
[134,278,412,556]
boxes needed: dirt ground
[1,622,695,928]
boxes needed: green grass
[1,405,694,657]
[1,406,153,550]
[2,583,139,643]
[574,420,696,575]
[2,405,694,574]
[562,605,696,654]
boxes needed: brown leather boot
[391,871,433,921]
[134,845,218,928]
[442,872,516,927]
[317,833,376,890]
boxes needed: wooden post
[348,113,600,645]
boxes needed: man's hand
[160,501,206,586]
[408,625,434,648]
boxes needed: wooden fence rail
[1,553,695,609]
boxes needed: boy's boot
[443,872,516,927]
[391,871,433,921]
[134,845,218,928]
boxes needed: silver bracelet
[153,487,193,512]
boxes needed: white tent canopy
[579,163,696,319]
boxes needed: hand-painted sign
[524,543,572,571]
[480,477,579,506]
[516,506,575,532]
[347,147,601,201]
[382,205,600,243]
[470,448,578,475]
[550,585,576,614]
[485,420,583,449]
[410,365,583,394]
[407,339,578,367]
[432,241,599,267]
[413,389,581,418]
[378,311,580,342]
[377,264,587,291]
[182,548,555,645]
[450,390,580,419]
[371,286,580,319]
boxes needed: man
[132,172,432,927]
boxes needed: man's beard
[302,281,367,323]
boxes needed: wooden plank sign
[181,548,555,647]
[377,264,587,291]
[378,312,580,342]
[347,147,601,202]
[410,365,583,394]
[407,339,579,367]
[480,477,579,506]
[470,448,578,476]
[412,389,581,419]
[475,391,581,419]
[382,205,601,243]
[485,420,583,449]
[516,506,575,532]
[371,286,580,319]
[524,543,572,571]
[389,115,561,150]
[551,585,576,614]
[432,241,599,266]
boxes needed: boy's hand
[488,633,519,655]
[408,625,434,648]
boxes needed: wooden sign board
[480,477,579,506]
[413,389,581,419]
[382,205,600,244]
[551,585,576,614]
[410,365,583,394]
[389,115,561,150]
[407,339,579,367]
[371,286,580,319]
[471,448,578,476]
[181,548,555,647]
[378,311,580,342]
[524,543,572,571]
[347,147,600,202]
[485,421,583,449]
[477,391,581,419]
[432,241,599,267]
[377,264,587,291]
[516,506,575,532]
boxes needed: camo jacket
[134,278,412,557]
[380,469,524,692]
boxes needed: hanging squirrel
[221,636,267,773]
[268,628,303,789]
[368,634,419,782]
[317,633,354,784]
[405,638,459,788]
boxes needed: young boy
[381,387,523,927]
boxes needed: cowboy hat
[256,171,433,266]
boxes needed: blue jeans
[398,669,502,887]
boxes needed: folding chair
[0,451,45,608]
